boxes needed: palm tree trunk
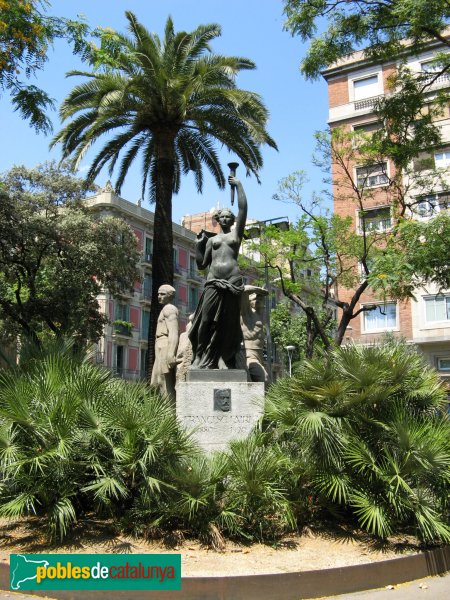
[147,134,176,379]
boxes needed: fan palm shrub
[0,346,196,540]
[220,433,298,541]
[265,339,450,543]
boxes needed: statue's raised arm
[228,175,248,244]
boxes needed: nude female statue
[188,176,247,369]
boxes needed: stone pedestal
[176,370,264,452]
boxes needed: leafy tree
[270,301,332,362]
[283,0,450,80]
[0,0,88,132]
[0,162,139,345]
[255,161,389,349]
[52,12,277,371]
[265,339,450,543]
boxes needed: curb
[0,546,448,600]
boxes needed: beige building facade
[86,185,204,380]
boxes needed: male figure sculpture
[189,176,247,369]
[241,285,269,385]
[151,285,179,400]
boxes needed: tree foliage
[283,0,450,80]
[0,0,88,132]
[256,160,390,349]
[0,162,139,344]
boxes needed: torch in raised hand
[227,162,239,206]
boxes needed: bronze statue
[189,175,247,369]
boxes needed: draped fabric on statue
[189,275,244,369]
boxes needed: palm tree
[52,12,277,372]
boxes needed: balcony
[140,285,152,305]
[141,253,152,268]
[187,270,203,284]
[113,323,133,338]
[113,367,141,381]
[116,286,134,299]
[174,264,185,278]
[419,71,450,88]
[354,95,383,111]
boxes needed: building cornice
[84,191,197,243]
[322,29,450,80]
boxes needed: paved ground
[0,573,449,599]
[323,572,450,599]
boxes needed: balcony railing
[188,271,203,283]
[420,72,450,86]
[354,95,382,111]
[114,324,132,337]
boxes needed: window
[116,345,124,375]
[437,357,450,372]
[414,193,449,219]
[413,154,435,172]
[424,295,450,322]
[353,75,379,101]
[363,303,397,331]
[189,256,196,277]
[359,206,391,233]
[415,195,440,219]
[115,303,129,321]
[189,286,198,313]
[434,150,450,168]
[144,237,152,261]
[421,61,437,73]
[143,274,152,299]
[140,349,148,380]
[352,121,379,147]
[142,310,150,338]
[356,163,388,189]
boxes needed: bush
[264,339,450,543]
[0,347,196,540]
[1,338,448,546]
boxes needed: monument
[151,285,179,402]
[177,166,264,451]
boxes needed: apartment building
[85,184,204,380]
[322,36,450,384]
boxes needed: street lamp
[244,217,289,383]
[285,345,296,377]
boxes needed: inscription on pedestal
[176,381,264,452]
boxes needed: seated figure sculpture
[189,176,247,369]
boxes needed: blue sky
[0,0,330,225]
